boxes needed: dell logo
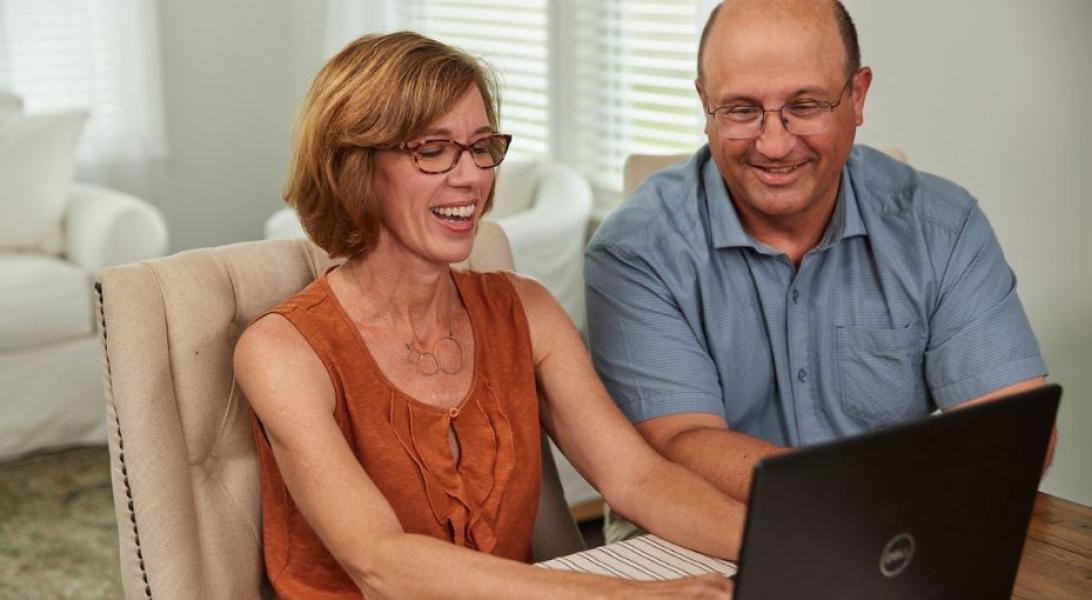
[879,532,915,578]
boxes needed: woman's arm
[235,314,731,599]
[507,274,747,560]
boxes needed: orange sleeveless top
[252,269,542,599]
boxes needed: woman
[235,32,744,599]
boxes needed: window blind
[395,0,550,161]
[391,0,706,195]
[0,0,166,163]
[564,0,704,192]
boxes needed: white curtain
[0,0,167,199]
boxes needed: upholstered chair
[96,222,583,599]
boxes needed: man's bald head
[697,0,860,82]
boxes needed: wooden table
[1013,493,1092,599]
[564,492,1092,597]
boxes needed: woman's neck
[348,238,456,335]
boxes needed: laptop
[734,384,1061,599]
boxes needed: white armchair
[0,185,167,461]
[0,90,168,460]
[489,159,593,332]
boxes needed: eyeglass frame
[705,73,858,139]
[394,133,513,175]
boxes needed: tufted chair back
[96,222,583,599]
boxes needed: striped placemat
[537,534,737,581]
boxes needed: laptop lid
[734,384,1061,600]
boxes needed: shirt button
[797,368,808,383]
[448,407,460,418]
[792,289,800,304]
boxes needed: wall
[844,0,1092,506]
[156,0,325,251]
[150,1,1091,505]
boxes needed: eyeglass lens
[718,108,833,140]
[715,75,854,140]
[413,135,510,173]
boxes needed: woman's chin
[427,242,475,266]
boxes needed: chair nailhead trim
[97,282,153,599]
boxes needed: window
[394,0,708,209]
[0,0,166,165]
[395,1,550,161]
[563,1,703,193]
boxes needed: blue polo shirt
[585,144,1046,446]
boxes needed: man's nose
[754,111,796,159]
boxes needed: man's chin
[739,187,819,221]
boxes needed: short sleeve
[584,240,725,423]
[924,202,1047,407]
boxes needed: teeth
[763,165,797,174]
[432,204,476,218]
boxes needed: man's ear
[695,79,714,138]
[851,67,873,127]
[695,78,708,108]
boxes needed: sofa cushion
[0,110,88,255]
[0,254,93,350]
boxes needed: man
[585,0,1050,542]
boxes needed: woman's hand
[619,573,733,598]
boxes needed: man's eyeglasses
[706,74,856,140]
[397,133,512,175]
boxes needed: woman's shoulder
[235,276,336,402]
[264,273,333,318]
[236,312,321,380]
[453,269,553,315]
[496,271,552,308]
[489,271,574,348]
[235,311,335,415]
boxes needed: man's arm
[585,230,780,504]
[635,413,785,503]
[921,198,1052,473]
[639,376,1054,503]
[948,376,1056,475]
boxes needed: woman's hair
[285,32,501,258]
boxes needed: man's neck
[734,186,840,267]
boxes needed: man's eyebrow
[712,92,759,106]
[712,85,832,106]
[789,85,829,98]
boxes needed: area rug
[0,445,121,598]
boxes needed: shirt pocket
[836,322,928,428]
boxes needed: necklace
[348,261,465,376]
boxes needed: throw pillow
[0,110,88,255]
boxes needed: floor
[0,445,121,599]
[0,445,605,598]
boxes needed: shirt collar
[703,155,753,250]
[703,154,868,252]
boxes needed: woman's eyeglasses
[397,133,512,174]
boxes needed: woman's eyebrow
[420,125,496,138]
